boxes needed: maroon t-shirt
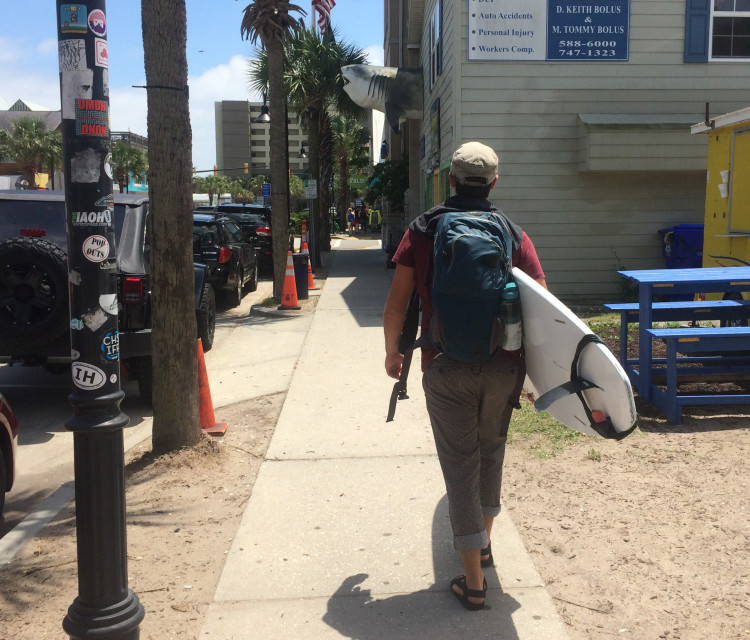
[393,215,545,370]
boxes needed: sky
[0,1,385,173]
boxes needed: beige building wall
[386,0,750,302]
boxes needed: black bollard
[56,2,144,637]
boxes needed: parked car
[212,203,273,269]
[0,390,18,516]
[192,213,259,307]
[0,191,216,405]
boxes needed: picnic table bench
[646,327,750,424]
[613,267,750,424]
[604,299,750,370]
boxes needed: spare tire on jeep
[0,237,69,354]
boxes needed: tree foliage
[248,24,367,262]
[367,155,409,211]
[331,114,369,215]
[111,141,148,193]
[0,117,62,188]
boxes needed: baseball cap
[450,142,498,185]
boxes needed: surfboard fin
[534,378,600,413]
[535,334,637,440]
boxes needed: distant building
[214,101,310,178]
[112,131,148,152]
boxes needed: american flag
[312,0,335,32]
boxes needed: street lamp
[252,97,270,124]
[298,142,307,159]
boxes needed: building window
[429,0,442,88]
[685,0,750,61]
[712,0,750,58]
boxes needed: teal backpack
[428,211,515,363]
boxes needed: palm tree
[250,25,367,263]
[241,0,305,299]
[111,141,148,193]
[0,117,61,188]
[142,0,201,453]
[331,114,370,220]
[204,174,229,205]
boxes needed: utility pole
[56,2,144,638]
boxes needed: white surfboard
[513,267,637,438]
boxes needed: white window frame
[429,1,441,89]
[709,1,750,61]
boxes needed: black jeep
[0,191,216,405]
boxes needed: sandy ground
[504,398,750,640]
[0,394,282,640]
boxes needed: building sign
[547,0,629,60]
[347,174,367,188]
[468,0,629,62]
[469,0,547,61]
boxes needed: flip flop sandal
[480,542,494,568]
[450,575,487,611]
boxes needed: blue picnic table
[612,267,750,423]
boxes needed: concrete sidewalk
[201,237,570,639]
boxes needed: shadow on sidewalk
[322,496,521,638]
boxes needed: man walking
[383,142,547,610]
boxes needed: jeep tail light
[122,277,144,304]
[256,226,271,237]
[20,228,47,237]
[218,246,233,264]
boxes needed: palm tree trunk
[307,111,322,268]
[319,111,333,252]
[142,0,201,453]
[267,38,289,299]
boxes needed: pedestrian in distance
[383,141,547,611]
[346,207,355,236]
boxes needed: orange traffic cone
[301,222,308,248]
[197,339,228,436]
[278,251,301,310]
[301,242,317,290]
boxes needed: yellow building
[692,107,750,273]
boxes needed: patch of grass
[256,296,278,308]
[587,448,602,462]
[508,401,587,458]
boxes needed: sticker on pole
[82,235,110,262]
[75,99,109,137]
[60,4,88,34]
[72,362,106,390]
[88,9,106,37]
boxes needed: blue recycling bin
[657,224,704,300]
[658,224,704,269]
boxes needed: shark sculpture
[342,64,423,132]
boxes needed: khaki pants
[422,352,524,551]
